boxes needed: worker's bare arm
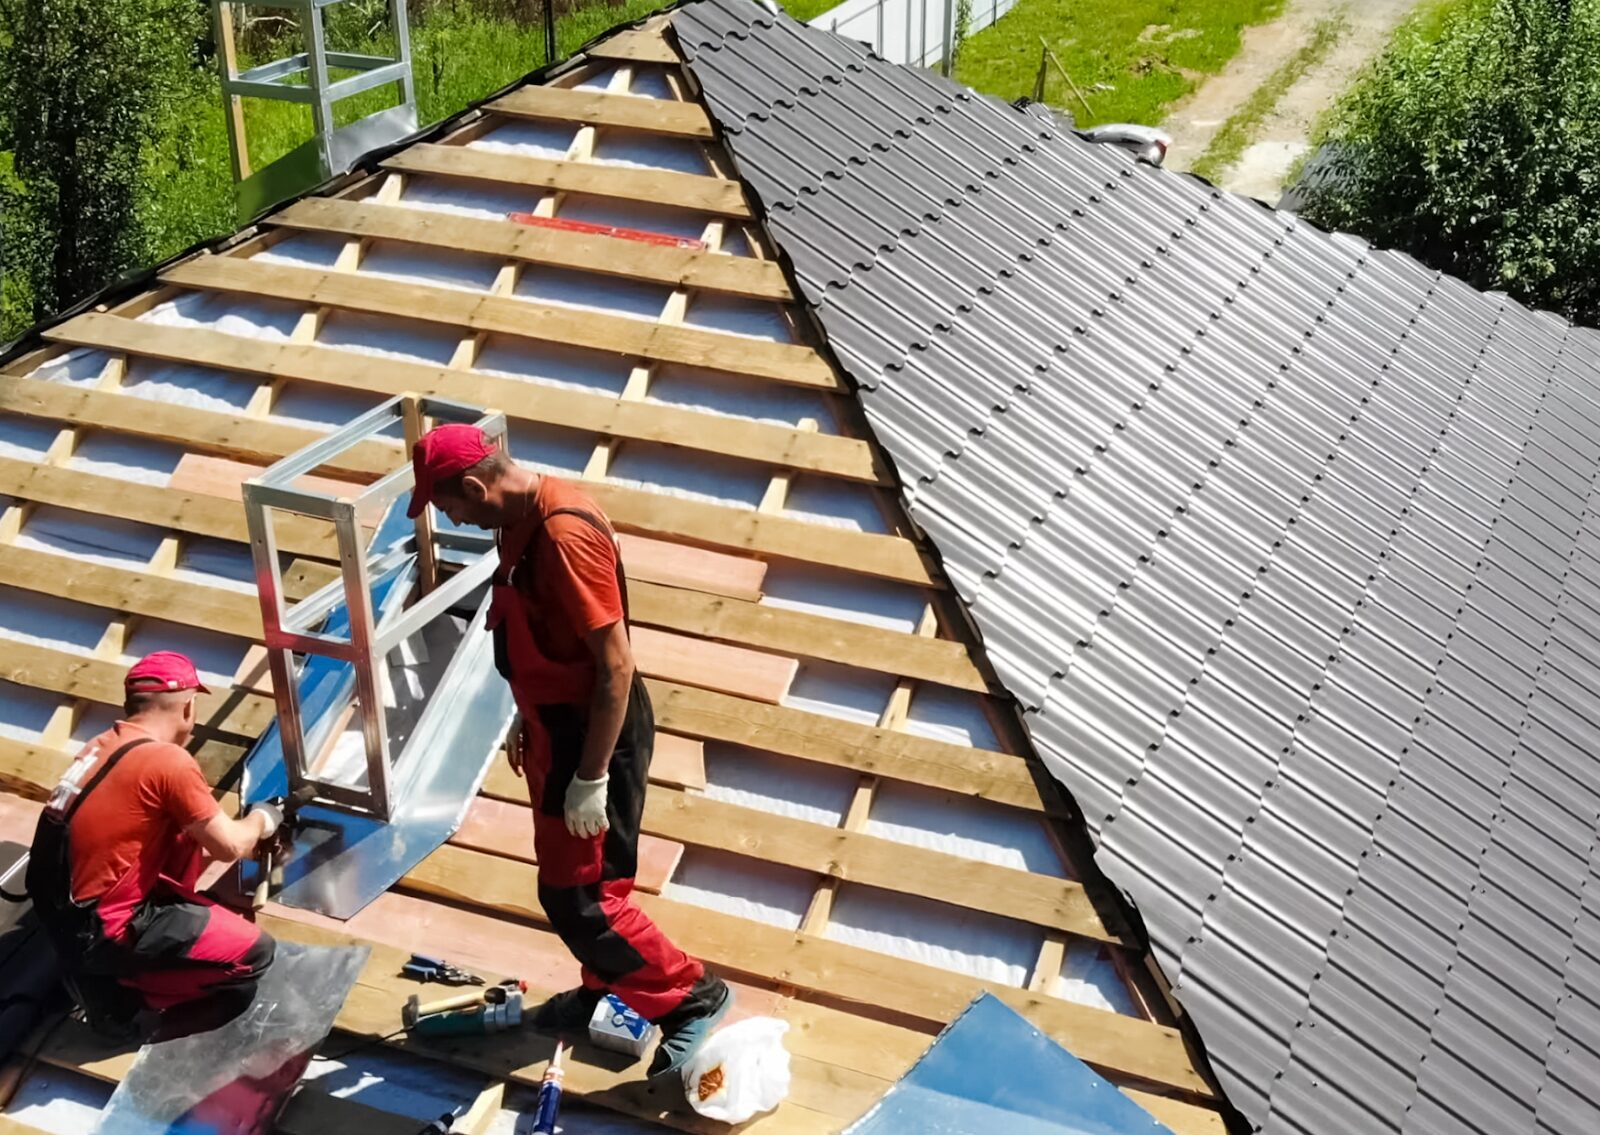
[185,809,272,864]
[579,619,635,782]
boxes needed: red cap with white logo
[125,651,210,695]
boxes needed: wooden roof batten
[0,15,1229,1135]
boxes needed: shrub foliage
[1298,0,1600,325]
[0,0,203,325]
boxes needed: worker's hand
[564,774,609,839]
[248,800,283,841]
[506,716,527,779]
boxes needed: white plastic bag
[683,1016,791,1123]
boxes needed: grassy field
[954,0,1285,128]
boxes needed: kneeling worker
[408,424,731,1076]
[28,652,283,1032]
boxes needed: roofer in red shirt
[408,423,731,1077]
[27,652,282,1034]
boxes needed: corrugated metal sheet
[672,2,1600,1131]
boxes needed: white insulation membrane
[4,89,1140,1020]
[826,883,1041,987]
[663,847,814,931]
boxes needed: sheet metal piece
[97,942,368,1135]
[672,2,1600,1132]
[844,993,1173,1134]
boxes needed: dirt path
[1162,0,1424,202]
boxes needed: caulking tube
[532,1039,566,1134]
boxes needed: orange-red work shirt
[58,721,219,909]
[495,475,627,706]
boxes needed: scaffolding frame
[243,394,504,821]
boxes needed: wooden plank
[163,255,836,391]
[640,787,1112,940]
[632,625,796,704]
[587,25,680,65]
[628,579,986,692]
[385,143,750,218]
[0,374,393,481]
[271,196,792,301]
[169,453,389,526]
[45,314,867,478]
[452,795,683,893]
[619,533,767,601]
[398,842,1210,1095]
[481,730,705,800]
[260,914,850,1132]
[589,483,935,587]
[31,327,929,581]
[0,456,337,561]
[645,679,1049,812]
[0,640,273,741]
[489,85,714,138]
[0,541,261,640]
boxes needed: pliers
[401,953,485,987]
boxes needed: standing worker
[407,424,731,1077]
[28,652,282,1034]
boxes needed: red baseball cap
[125,651,210,695]
[407,423,497,519]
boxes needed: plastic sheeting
[759,562,926,632]
[664,847,814,930]
[702,741,856,825]
[865,781,1068,877]
[825,883,1040,987]
[783,660,895,725]
[0,680,65,742]
[0,584,111,655]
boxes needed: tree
[1295,0,1600,326]
[0,0,202,329]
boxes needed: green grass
[954,0,1285,128]
[1190,12,1344,183]
[779,0,847,20]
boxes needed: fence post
[940,0,953,74]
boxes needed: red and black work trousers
[116,884,276,1012]
[528,676,718,1022]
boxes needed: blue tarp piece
[845,994,1176,1135]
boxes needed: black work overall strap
[27,738,157,912]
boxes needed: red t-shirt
[51,721,220,906]
[500,476,626,703]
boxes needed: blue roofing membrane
[673,2,1600,1132]
[846,993,1174,1135]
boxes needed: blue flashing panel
[845,994,1176,1135]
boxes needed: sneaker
[529,986,604,1034]
[648,974,733,1079]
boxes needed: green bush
[1,0,203,333]
[1297,0,1600,325]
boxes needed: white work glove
[564,774,610,838]
[249,800,283,840]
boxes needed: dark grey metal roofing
[673,2,1600,1132]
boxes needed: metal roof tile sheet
[673,0,1600,1129]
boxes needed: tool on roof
[238,395,516,920]
[403,978,526,1036]
[401,953,485,987]
[248,785,318,910]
